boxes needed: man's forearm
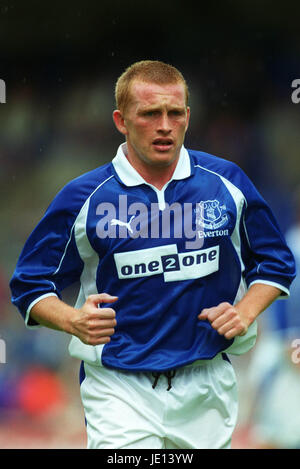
[199,283,282,339]
[30,296,76,333]
[234,283,281,325]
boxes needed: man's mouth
[152,138,174,151]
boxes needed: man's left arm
[198,166,296,340]
[198,283,281,339]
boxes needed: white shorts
[80,353,238,449]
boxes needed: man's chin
[128,143,181,169]
[146,148,180,167]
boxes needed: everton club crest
[195,200,228,230]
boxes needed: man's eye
[142,110,158,117]
[170,110,184,116]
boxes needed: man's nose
[157,113,171,133]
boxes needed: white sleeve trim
[25,292,58,328]
[249,280,290,298]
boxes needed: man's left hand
[198,302,248,339]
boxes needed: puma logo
[110,215,135,234]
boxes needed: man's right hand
[70,293,118,346]
[30,293,118,345]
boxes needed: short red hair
[115,60,189,114]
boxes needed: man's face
[114,80,190,170]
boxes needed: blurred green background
[0,0,300,448]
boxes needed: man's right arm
[30,293,118,345]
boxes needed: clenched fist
[198,302,248,339]
[70,293,118,346]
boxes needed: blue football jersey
[10,144,296,372]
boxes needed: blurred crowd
[0,63,299,448]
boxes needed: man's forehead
[129,79,186,105]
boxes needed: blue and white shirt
[10,144,296,372]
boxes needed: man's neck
[124,149,179,190]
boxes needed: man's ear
[112,110,127,136]
[185,106,190,132]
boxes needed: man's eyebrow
[138,104,186,112]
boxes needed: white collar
[112,142,191,187]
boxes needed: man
[10,60,296,449]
